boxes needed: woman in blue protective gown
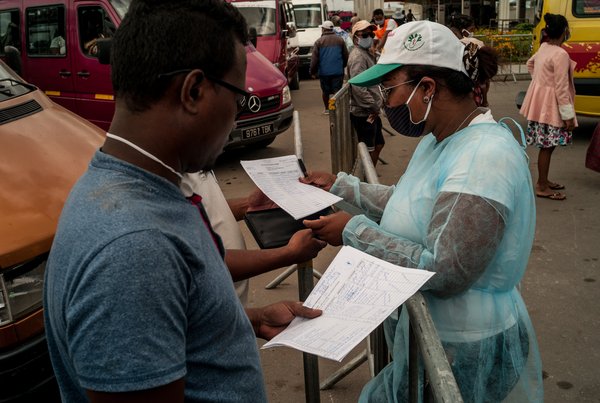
[302,21,543,402]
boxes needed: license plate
[242,124,274,140]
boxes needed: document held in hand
[240,155,342,219]
[262,246,435,361]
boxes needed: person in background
[180,171,326,305]
[310,20,349,114]
[301,21,543,402]
[331,14,353,51]
[376,9,404,52]
[347,20,384,167]
[371,8,390,48]
[406,8,416,22]
[43,1,322,401]
[350,12,360,28]
[49,29,66,55]
[520,13,576,200]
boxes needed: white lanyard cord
[106,132,183,179]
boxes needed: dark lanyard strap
[187,194,225,258]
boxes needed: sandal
[549,182,565,190]
[536,192,566,200]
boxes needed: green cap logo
[404,32,424,51]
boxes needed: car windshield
[234,4,277,36]
[294,5,322,28]
[0,64,36,99]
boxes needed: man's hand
[251,301,322,340]
[299,171,337,191]
[286,229,327,262]
[303,211,352,246]
[247,187,278,212]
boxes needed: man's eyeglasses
[378,80,414,104]
[158,69,250,118]
[360,31,375,39]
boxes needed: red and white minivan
[229,0,301,90]
[0,0,293,148]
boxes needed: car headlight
[282,85,291,105]
[0,255,46,326]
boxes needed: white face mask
[357,37,373,49]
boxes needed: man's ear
[180,70,204,111]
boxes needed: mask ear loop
[406,78,433,124]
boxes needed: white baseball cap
[349,21,468,86]
[319,21,334,30]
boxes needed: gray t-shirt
[44,150,266,402]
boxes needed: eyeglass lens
[361,32,374,38]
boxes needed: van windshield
[110,0,131,20]
[233,4,277,36]
[294,5,322,28]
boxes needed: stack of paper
[263,246,435,361]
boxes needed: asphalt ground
[214,77,600,403]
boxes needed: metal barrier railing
[328,86,464,402]
[475,33,533,81]
[328,84,356,174]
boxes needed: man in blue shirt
[310,20,349,114]
[43,1,322,402]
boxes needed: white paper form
[240,155,342,219]
[262,246,435,361]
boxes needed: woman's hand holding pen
[299,171,337,192]
[303,211,352,246]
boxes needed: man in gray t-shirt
[43,1,322,402]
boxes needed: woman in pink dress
[520,13,576,200]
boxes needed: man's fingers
[289,301,322,319]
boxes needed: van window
[26,5,66,56]
[573,0,600,17]
[295,4,323,28]
[283,2,296,27]
[0,10,21,54]
[78,6,116,57]
[234,4,277,36]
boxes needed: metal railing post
[298,260,320,403]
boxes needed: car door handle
[77,71,91,77]
[59,70,71,77]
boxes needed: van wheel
[289,70,300,90]
[250,138,275,148]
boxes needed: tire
[289,70,300,90]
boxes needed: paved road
[214,78,600,402]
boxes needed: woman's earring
[423,96,430,103]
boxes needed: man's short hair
[111,0,248,112]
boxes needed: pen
[298,158,308,178]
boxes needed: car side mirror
[286,22,297,38]
[249,27,258,48]
[96,38,112,65]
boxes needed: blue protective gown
[330,114,543,402]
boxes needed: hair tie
[463,42,480,83]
